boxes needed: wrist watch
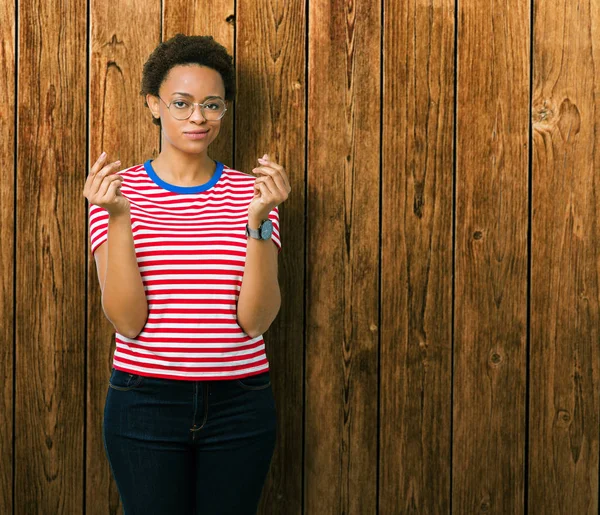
[246,219,273,240]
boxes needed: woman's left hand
[249,153,291,221]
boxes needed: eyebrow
[170,92,224,100]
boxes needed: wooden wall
[1,0,598,513]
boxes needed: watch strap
[246,219,272,240]
[246,223,261,239]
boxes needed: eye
[172,100,191,109]
[205,102,221,110]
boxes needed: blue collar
[143,159,224,194]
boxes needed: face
[147,64,227,155]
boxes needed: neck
[152,142,216,186]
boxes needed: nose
[189,104,207,123]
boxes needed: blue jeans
[102,368,277,515]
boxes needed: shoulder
[118,163,146,179]
[221,165,256,182]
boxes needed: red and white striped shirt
[88,160,281,381]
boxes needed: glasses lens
[169,100,194,120]
[202,99,227,120]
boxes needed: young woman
[83,34,291,514]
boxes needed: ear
[146,94,160,120]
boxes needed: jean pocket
[108,368,145,391]
[234,371,271,391]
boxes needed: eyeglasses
[157,96,228,121]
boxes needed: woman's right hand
[83,152,130,216]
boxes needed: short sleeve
[89,203,110,255]
[268,206,282,254]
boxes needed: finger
[96,174,123,200]
[90,152,108,175]
[257,155,285,177]
[91,160,121,192]
[254,168,287,195]
[255,178,276,199]
[254,182,268,204]
[100,160,122,177]
[85,153,109,193]
[100,179,121,204]
[256,159,290,190]
[114,178,125,196]
[90,167,116,198]
[257,156,283,172]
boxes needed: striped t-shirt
[88,159,281,381]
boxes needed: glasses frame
[157,95,228,121]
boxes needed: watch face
[260,219,274,239]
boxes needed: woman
[83,34,291,514]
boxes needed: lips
[183,129,210,140]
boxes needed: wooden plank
[86,1,161,513]
[453,0,530,512]
[163,0,235,167]
[529,0,600,511]
[0,0,15,512]
[235,1,306,512]
[305,0,380,512]
[379,0,455,511]
[15,0,86,511]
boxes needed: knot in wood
[489,350,502,366]
[557,98,581,142]
[533,98,555,124]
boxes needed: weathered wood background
[1,0,598,513]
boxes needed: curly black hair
[140,34,235,126]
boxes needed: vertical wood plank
[0,0,15,512]
[529,0,600,512]
[16,0,86,511]
[163,0,235,167]
[87,1,160,513]
[305,0,380,512]
[453,0,530,512]
[380,0,455,511]
[235,0,306,512]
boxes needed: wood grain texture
[453,0,530,513]
[163,0,235,167]
[305,0,380,512]
[6,0,600,512]
[235,1,306,512]
[16,0,86,511]
[86,1,161,513]
[380,0,455,512]
[529,0,600,512]
[0,0,15,512]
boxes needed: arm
[236,213,281,338]
[236,153,290,338]
[85,153,148,338]
[93,212,148,338]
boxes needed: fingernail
[100,151,106,158]
[262,153,268,159]
[115,160,121,165]
[257,158,266,164]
